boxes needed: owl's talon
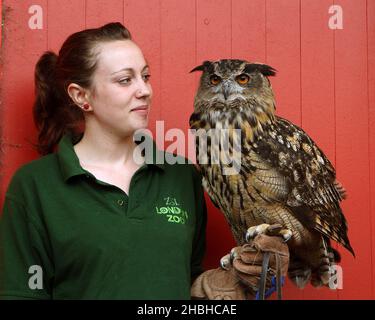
[266,223,283,234]
[280,229,293,242]
[230,247,239,261]
[245,223,271,242]
[288,267,312,289]
[220,254,231,270]
[245,223,292,242]
[245,229,256,242]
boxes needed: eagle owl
[189,59,354,288]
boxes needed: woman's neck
[74,129,140,169]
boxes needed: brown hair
[33,22,132,155]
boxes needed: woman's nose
[135,79,152,98]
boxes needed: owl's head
[191,59,276,115]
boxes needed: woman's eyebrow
[111,68,133,75]
[111,65,149,75]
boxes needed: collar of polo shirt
[57,133,165,182]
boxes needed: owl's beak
[222,82,231,100]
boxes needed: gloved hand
[191,231,290,300]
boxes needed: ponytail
[33,51,81,155]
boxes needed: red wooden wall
[0,0,374,300]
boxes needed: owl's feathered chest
[189,105,276,214]
[189,102,342,215]
[189,103,274,164]
[190,104,334,180]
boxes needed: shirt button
[117,199,124,206]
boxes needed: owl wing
[245,116,353,255]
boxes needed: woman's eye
[236,74,250,85]
[210,75,221,85]
[142,74,151,82]
[118,78,131,85]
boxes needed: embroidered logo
[155,197,188,224]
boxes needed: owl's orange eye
[210,75,222,85]
[236,74,250,85]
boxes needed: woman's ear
[67,83,91,109]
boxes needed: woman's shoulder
[7,153,59,193]
[14,153,58,177]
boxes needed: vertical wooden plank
[367,0,375,300]
[232,0,266,62]
[86,0,123,29]
[123,0,161,136]
[266,0,301,126]
[301,0,336,162]
[47,0,85,52]
[335,0,372,299]
[159,0,196,153]
[300,0,338,300]
[0,0,2,48]
[196,0,232,62]
[1,0,47,206]
[266,0,303,300]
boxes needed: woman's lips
[131,105,149,115]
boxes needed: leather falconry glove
[191,224,290,300]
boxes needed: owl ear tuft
[190,61,212,73]
[244,63,277,77]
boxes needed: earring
[82,103,90,110]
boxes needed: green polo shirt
[0,134,207,299]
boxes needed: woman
[0,22,288,300]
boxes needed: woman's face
[88,40,152,137]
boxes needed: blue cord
[255,276,285,300]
